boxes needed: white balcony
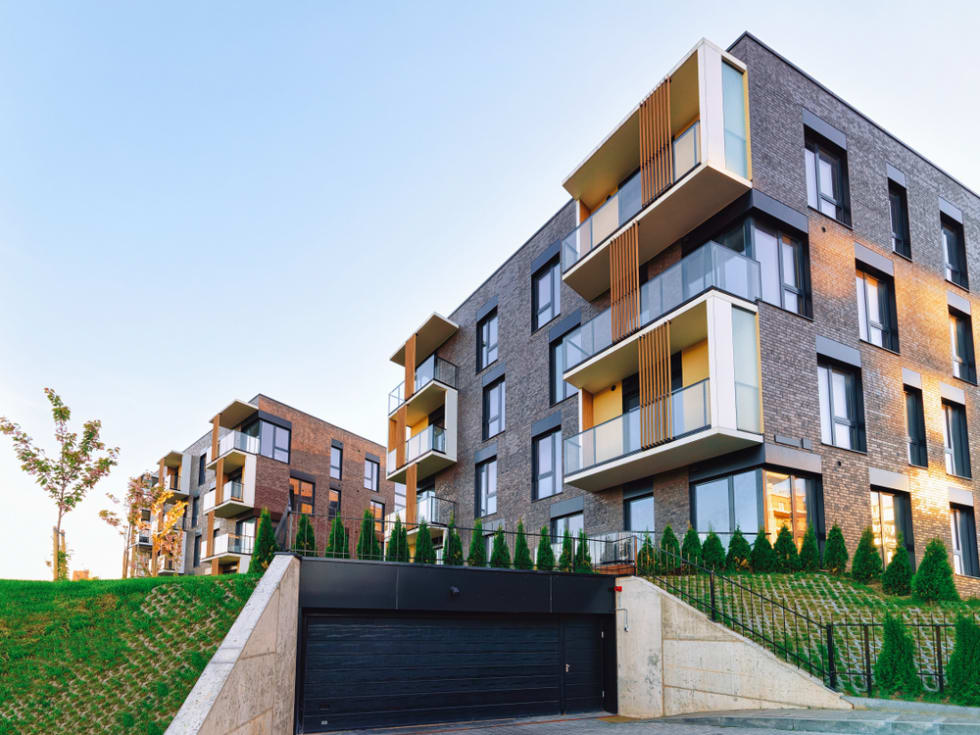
[205,533,254,562]
[207,430,259,471]
[387,391,458,484]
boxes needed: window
[721,62,748,178]
[532,429,562,500]
[327,488,340,523]
[855,265,898,351]
[330,445,342,479]
[905,387,928,467]
[889,181,911,258]
[477,310,498,371]
[483,378,506,439]
[198,455,206,485]
[950,308,976,383]
[370,500,384,537]
[805,133,850,224]
[870,489,914,566]
[943,400,971,478]
[763,471,811,548]
[942,216,968,288]
[817,361,866,451]
[247,419,291,463]
[550,339,577,404]
[693,470,761,547]
[476,458,497,517]
[364,458,380,491]
[193,535,201,567]
[532,258,561,330]
[551,511,583,540]
[625,493,655,533]
[191,496,200,527]
[394,482,406,515]
[951,505,980,577]
[289,477,315,515]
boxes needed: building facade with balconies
[382,33,980,593]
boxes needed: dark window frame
[330,446,343,479]
[482,377,506,440]
[943,400,972,479]
[244,418,292,464]
[475,457,498,518]
[949,308,977,384]
[289,476,315,516]
[942,215,969,289]
[870,487,915,567]
[532,257,561,331]
[369,499,385,538]
[193,535,201,567]
[817,359,867,452]
[476,309,499,372]
[951,504,980,578]
[905,386,928,467]
[191,496,200,527]
[855,263,899,352]
[198,455,206,485]
[804,132,851,225]
[364,458,380,492]
[550,510,584,540]
[889,180,911,258]
[532,428,562,501]
[328,488,340,524]
[549,338,577,405]
[624,493,655,533]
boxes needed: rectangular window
[817,361,866,451]
[905,387,928,467]
[330,446,342,479]
[625,493,655,533]
[328,489,340,523]
[549,339,577,404]
[551,511,583,540]
[483,378,506,439]
[870,488,914,566]
[394,482,406,514]
[370,500,384,537]
[477,309,499,371]
[251,420,290,463]
[950,308,977,383]
[732,307,762,432]
[951,505,980,577]
[289,477,315,515]
[804,133,850,224]
[719,218,809,316]
[532,429,562,500]
[943,400,972,478]
[198,455,206,485]
[942,216,968,288]
[721,61,748,178]
[763,471,811,549]
[191,496,200,527]
[693,469,762,547]
[856,265,898,351]
[532,258,561,331]
[364,459,380,491]
[193,535,201,567]
[476,458,497,517]
[889,181,911,258]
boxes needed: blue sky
[2,1,978,579]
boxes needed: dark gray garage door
[300,612,607,732]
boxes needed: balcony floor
[386,451,456,484]
[213,498,253,518]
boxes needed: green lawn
[0,574,259,735]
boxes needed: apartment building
[135,394,396,575]
[384,33,980,594]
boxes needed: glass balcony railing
[223,480,244,502]
[212,533,254,556]
[560,121,703,274]
[388,355,458,413]
[406,425,446,465]
[416,494,456,526]
[564,379,710,475]
[562,241,761,370]
[217,430,259,457]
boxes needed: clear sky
[1,1,978,580]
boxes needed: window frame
[855,264,899,352]
[942,400,972,479]
[942,215,969,289]
[817,360,866,452]
[327,488,340,524]
[804,133,851,224]
[870,487,915,567]
[532,257,561,331]
[532,428,563,501]
[549,337,577,405]
[482,377,506,440]
[905,386,928,467]
[289,476,315,516]
[370,500,385,538]
[193,535,201,567]
[624,493,655,534]
[949,308,977,384]
[476,309,499,372]
[550,511,584,541]
[364,458,380,492]
[951,504,980,578]
[191,496,200,527]
[198,455,206,485]
[475,457,498,517]
[889,180,911,259]
[330,445,343,479]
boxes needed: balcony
[202,479,253,518]
[384,495,456,542]
[207,430,259,471]
[562,241,761,376]
[386,423,456,484]
[561,40,751,300]
[388,355,458,414]
[206,533,254,562]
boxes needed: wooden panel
[609,224,640,342]
[395,406,407,469]
[211,416,219,460]
[581,391,594,432]
[639,79,673,206]
[405,334,416,398]
[205,511,214,558]
[215,458,225,504]
[638,323,672,449]
[405,464,417,525]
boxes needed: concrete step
[664,708,980,735]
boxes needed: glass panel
[732,470,761,537]
[732,307,761,433]
[792,477,809,545]
[765,472,793,540]
[673,121,700,181]
[561,171,642,272]
[818,366,832,445]
[818,155,836,199]
[627,495,655,532]
[722,63,748,178]
[805,149,817,209]
[754,225,781,307]
[695,478,731,535]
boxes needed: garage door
[300,612,607,732]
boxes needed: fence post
[826,623,838,690]
[863,624,873,695]
[935,624,944,693]
[709,570,717,622]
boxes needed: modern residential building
[384,34,980,594]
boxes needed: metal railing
[388,355,459,413]
[562,241,761,370]
[223,480,244,502]
[217,430,259,457]
[563,379,710,475]
[388,425,447,471]
[211,533,254,556]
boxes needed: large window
[476,458,497,517]
[198,455,206,485]
[191,496,200,527]
[805,133,850,224]
[289,477,314,515]
[551,511,583,540]
[330,445,342,479]
[721,61,748,178]
[549,338,577,404]
[532,429,562,500]
[328,488,340,523]
[477,309,499,371]
[394,482,406,515]
[889,181,911,258]
[193,535,201,567]
[870,489,914,566]
[942,216,968,288]
[950,308,976,384]
[763,472,811,548]
[951,505,980,577]
[905,387,928,467]
[532,258,561,331]
[625,493,655,533]
[370,500,384,537]
[856,265,898,351]
[245,419,291,463]
[364,458,380,491]
[943,400,972,478]
[818,361,866,451]
[483,378,506,439]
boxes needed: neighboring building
[384,34,980,594]
[71,570,90,581]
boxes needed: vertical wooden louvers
[393,406,407,469]
[639,79,673,206]
[404,335,416,398]
[638,323,672,448]
[405,464,418,525]
[609,223,640,342]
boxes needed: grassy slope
[0,574,258,735]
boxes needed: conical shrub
[248,508,277,573]
[659,524,680,571]
[574,529,593,573]
[489,528,511,568]
[750,532,776,572]
[466,518,487,567]
[414,520,436,564]
[798,524,821,572]
[681,525,702,567]
[881,533,912,596]
[385,515,405,562]
[536,527,555,571]
[773,524,800,572]
[823,524,849,576]
[874,614,922,696]
[725,527,752,572]
[293,513,316,555]
[701,531,725,571]
[947,616,980,705]
[513,520,533,570]
[912,538,959,601]
[356,509,381,560]
[324,516,350,559]
[636,533,656,576]
[443,516,464,566]
[851,527,883,583]
[558,529,574,573]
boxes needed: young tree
[489,528,511,568]
[701,530,726,572]
[725,528,752,572]
[513,520,533,570]
[659,524,680,571]
[912,538,959,601]
[573,529,593,573]
[823,524,849,576]
[536,526,555,571]
[356,509,382,560]
[798,524,821,572]
[466,518,487,567]
[851,527,883,583]
[750,532,776,573]
[881,533,913,596]
[443,516,464,566]
[947,616,980,706]
[772,524,800,572]
[558,529,574,573]
[248,508,277,573]
[874,614,922,696]
[293,513,316,555]
[636,533,656,576]
[324,516,350,559]
[1,388,119,579]
[385,515,403,561]
[414,520,437,564]
[681,525,702,567]
[150,486,188,574]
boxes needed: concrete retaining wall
[616,576,850,718]
[167,554,299,735]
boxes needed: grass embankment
[0,574,259,735]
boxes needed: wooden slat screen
[581,390,594,432]
[638,322,672,448]
[610,223,640,342]
[404,335,416,398]
[394,406,407,469]
[211,416,220,462]
[405,464,418,525]
[639,79,673,206]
